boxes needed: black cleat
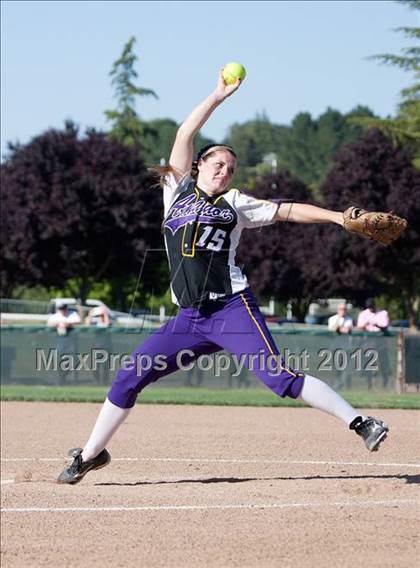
[57,448,111,484]
[350,416,389,452]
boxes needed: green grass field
[1,385,419,409]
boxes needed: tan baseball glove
[343,207,408,246]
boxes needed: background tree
[224,114,288,189]
[1,122,165,306]
[318,129,420,323]
[224,107,375,193]
[277,107,375,193]
[141,118,213,165]
[224,113,287,167]
[237,171,318,320]
[104,36,158,154]
[235,129,419,323]
[350,0,420,164]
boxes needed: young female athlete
[58,71,389,484]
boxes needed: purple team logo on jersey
[164,194,235,235]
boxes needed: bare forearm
[177,92,222,141]
[169,72,241,176]
[169,93,221,175]
[276,202,344,226]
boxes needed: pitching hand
[214,70,243,101]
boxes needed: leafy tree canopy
[237,170,318,319]
[235,129,419,323]
[140,118,214,165]
[275,106,376,193]
[223,107,375,192]
[319,129,420,321]
[224,113,288,167]
[350,0,420,163]
[1,122,164,303]
[104,36,158,154]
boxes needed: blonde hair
[147,165,178,188]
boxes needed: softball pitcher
[58,70,390,484]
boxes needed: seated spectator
[357,298,389,332]
[328,302,353,334]
[47,302,81,335]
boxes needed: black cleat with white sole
[57,448,111,484]
[350,416,389,452]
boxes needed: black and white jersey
[162,173,279,307]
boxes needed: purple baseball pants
[108,288,304,408]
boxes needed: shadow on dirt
[97,473,420,486]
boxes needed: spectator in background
[328,303,353,390]
[47,302,81,385]
[357,298,390,389]
[328,303,353,334]
[85,305,110,328]
[85,305,111,385]
[47,302,81,335]
[357,298,389,332]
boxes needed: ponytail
[148,165,186,188]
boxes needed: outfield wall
[2,326,418,392]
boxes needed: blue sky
[1,1,417,158]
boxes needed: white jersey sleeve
[163,173,193,216]
[230,189,279,229]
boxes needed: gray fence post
[396,330,406,394]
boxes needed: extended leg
[57,312,221,483]
[204,290,388,451]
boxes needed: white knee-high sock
[81,398,131,461]
[300,374,360,426]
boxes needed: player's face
[197,150,237,195]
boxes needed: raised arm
[169,72,242,180]
[276,202,344,225]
